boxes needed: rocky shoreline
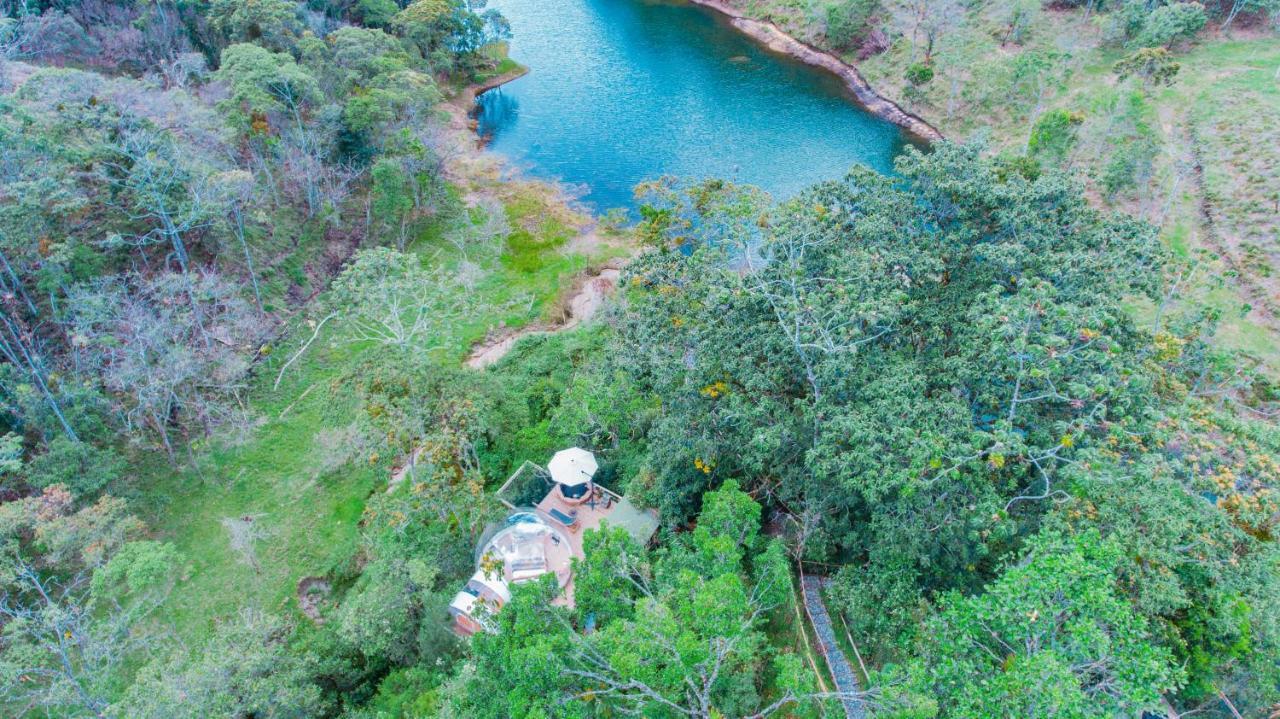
[686,0,944,144]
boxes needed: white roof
[547,447,597,487]
[469,570,511,602]
[450,590,479,615]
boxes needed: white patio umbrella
[547,447,598,488]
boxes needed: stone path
[800,574,866,719]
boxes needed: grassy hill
[724,0,1280,371]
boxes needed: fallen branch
[274,312,337,391]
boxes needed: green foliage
[1041,406,1280,710]
[0,434,21,476]
[357,0,401,28]
[394,0,512,75]
[826,0,881,51]
[894,532,1183,717]
[358,665,448,717]
[571,522,644,627]
[1114,46,1182,86]
[1135,1,1207,48]
[334,555,445,667]
[905,61,934,85]
[371,157,415,246]
[216,43,323,134]
[207,0,303,52]
[690,478,761,573]
[90,540,178,597]
[994,152,1043,182]
[22,438,123,499]
[618,145,1165,608]
[1027,107,1084,165]
[1096,90,1160,197]
[113,610,326,718]
[439,576,581,719]
[501,228,564,273]
[476,327,650,490]
[0,488,162,716]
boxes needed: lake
[474,0,907,211]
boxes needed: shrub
[357,0,399,27]
[24,438,124,500]
[826,0,882,51]
[905,62,935,86]
[1114,47,1181,86]
[1136,2,1207,47]
[1028,108,1085,165]
[996,153,1044,182]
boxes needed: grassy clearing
[476,42,527,83]
[1148,38,1280,372]
[126,181,626,646]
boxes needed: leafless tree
[212,170,264,312]
[326,247,468,350]
[68,271,268,457]
[446,195,509,266]
[897,0,965,62]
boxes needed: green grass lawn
[126,183,626,646]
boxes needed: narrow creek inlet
[475,0,907,210]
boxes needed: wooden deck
[536,485,621,606]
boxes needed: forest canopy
[0,0,1277,718]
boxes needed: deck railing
[496,460,552,509]
[497,460,624,509]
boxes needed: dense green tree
[616,143,1166,651]
[1042,404,1280,714]
[393,0,510,73]
[216,43,323,137]
[113,610,326,718]
[370,156,417,249]
[1027,107,1084,164]
[357,0,401,28]
[439,576,583,719]
[207,0,303,52]
[887,531,1183,718]
[1135,1,1207,47]
[21,438,123,499]
[0,487,172,717]
[335,555,447,667]
[570,522,645,627]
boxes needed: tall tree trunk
[0,311,78,441]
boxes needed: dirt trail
[384,262,624,494]
[1185,125,1280,332]
[466,264,623,369]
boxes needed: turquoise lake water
[474,0,906,211]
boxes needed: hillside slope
[721,0,1280,370]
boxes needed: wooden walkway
[800,574,866,719]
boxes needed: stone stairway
[800,574,866,719]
